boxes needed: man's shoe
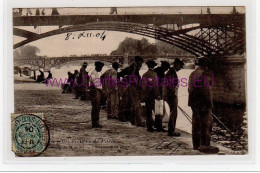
[147,128,155,132]
[168,132,181,137]
[137,123,146,127]
[198,145,219,154]
[157,128,167,132]
[92,125,103,128]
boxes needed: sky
[13,29,156,57]
[13,6,245,57]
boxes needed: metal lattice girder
[13,22,216,57]
[13,22,245,57]
[191,25,245,55]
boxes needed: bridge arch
[13,22,245,57]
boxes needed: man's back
[188,67,213,109]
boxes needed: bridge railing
[13,7,245,17]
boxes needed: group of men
[64,56,218,152]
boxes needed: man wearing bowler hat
[163,58,184,137]
[154,61,171,97]
[89,61,105,128]
[118,56,145,127]
[141,60,160,132]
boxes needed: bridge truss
[13,14,245,59]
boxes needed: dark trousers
[106,90,119,119]
[119,87,131,122]
[154,115,163,130]
[191,108,212,149]
[89,88,102,127]
[119,86,143,126]
[74,85,81,98]
[129,86,143,126]
[145,100,154,130]
[167,96,178,135]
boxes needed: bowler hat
[82,62,88,66]
[161,61,170,68]
[198,57,211,67]
[134,56,144,62]
[173,58,184,68]
[146,60,157,68]
[112,62,120,69]
[95,61,104,67]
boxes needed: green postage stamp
[11,113,49,156]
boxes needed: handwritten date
[65,31,106,41]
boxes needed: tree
[110,37,158,55]
[156,41,194,56]
[13,45,40,59]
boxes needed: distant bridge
[14,55,196,68]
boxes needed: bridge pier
[211,55,246,107]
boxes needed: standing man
[110,7,118,15]
[164,58,184,137]
[141,60,160,132]
[188,58,219,153]
[101,62,120,119]
[154,61,170,97]
[89,61,105,128]
[118,56,145,127]
[154,61,170,132]
[78,62,89,100]
[51,8,59,16]
[36,8,40,16]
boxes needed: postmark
[11,113,49,156]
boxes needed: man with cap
[89,61,105,128]
[77,62,89,100]
[154,61,171,97]
[188,57,219,153]
[118,56,145,127]
[154,61,170,132]
[101,62,120,119]
[141,60,160,132]
[163,58,184,137]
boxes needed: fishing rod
[178,105,248,152]
[178,106,192,123]
[211,112,248,152]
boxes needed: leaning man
[89,61,105,128]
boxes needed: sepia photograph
[11,6,247,157]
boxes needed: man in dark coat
[188,58,219,153]
[37,70,45,83]
[118,56,145,127]
[163,58,184,137]
[76,62,89,100]
[154,61,170,132]
[72,70,80,99]
[141,60,160,132]
[154,61,170,97]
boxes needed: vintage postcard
[11,6,247,157]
